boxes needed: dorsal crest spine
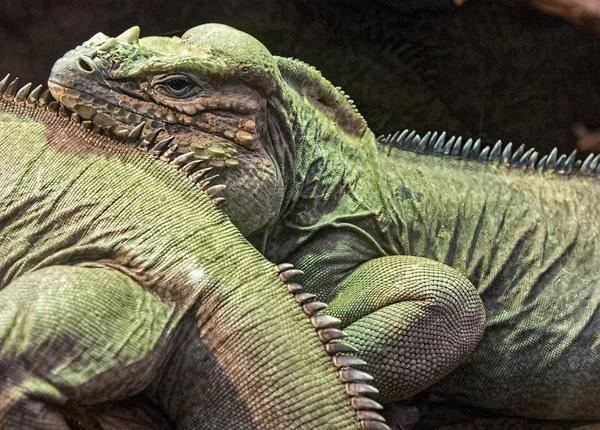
[379,129,591,177]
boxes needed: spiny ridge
[378,129,594,177]
[275,56,367,137]
[0,73,228,207]
[275,263,391,430]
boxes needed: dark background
[1,0,599,153]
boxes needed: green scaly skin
[0,79,391,429]
[49,24,600,422]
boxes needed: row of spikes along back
[0,73,227,205]
[379,129,600,177]
[277,263,391,430]
[0,73,392,430]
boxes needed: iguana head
[48,24,291,237]
[49,24,369,241]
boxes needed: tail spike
[589,154,600,172]
[489,140,502,163]
[279,268,304,282]
[205,184,226,198]
[303,301,328,315]
[275,263,295,273]
[295,292,317,305]
[554,154,567,172]
[528,152,539,169]
[3,77,19,99]
[189,167,213,183]
[26,84,43,105]
[345,383,379,396]
[461,138,473,158]
[581,153,594,174]
[519,147,535,166]
[333,355,367,367]
[158,143,179,160]
[478,145,490,162]
[432,131,446,154]
[536,154,548,171]
[417,131,431,152]
[405,130,416,148]
[150,136,174,155]
[0,74,10,94]
[410,134,421,149]
[500,142,512,165]
[310,315,342,329]
[564,149,577,174]
[357,411,387,422]
[170,151,196,167]
[470,139,481,159]
[546,148,558,170]
[350,397,384,411]
[126,122,145,143]
[180,159,204,175]
[395,129,409,146]
[339,369,374,382]
[318,328,347,342]
[196,174,219,190]
[38,89,53,107]
[511,144,525,164]
[14,82,32,103]
[286,282,303,294]
[442,136,460,155]
[325,342,359,354]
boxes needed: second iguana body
[0,79,389,429]
[48,24,600,422]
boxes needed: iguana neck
[261,90,385,264]
[0,90,370,429]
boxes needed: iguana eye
[165,79,190,94]
[153,75,198,97]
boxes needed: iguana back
[0,77,388,429]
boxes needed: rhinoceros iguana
[48,23,600,424]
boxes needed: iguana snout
[48,24,288,237]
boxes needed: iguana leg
[323,255,486,403]
[0,265,179,430]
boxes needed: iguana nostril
[77,56,95,73]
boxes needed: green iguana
[0,76,391,429]
[48,24,600,423]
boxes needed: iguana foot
[322,256,486,403]
[0,265,178,429]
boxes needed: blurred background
[0,0,598,155]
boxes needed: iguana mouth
[48,81,168,139]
